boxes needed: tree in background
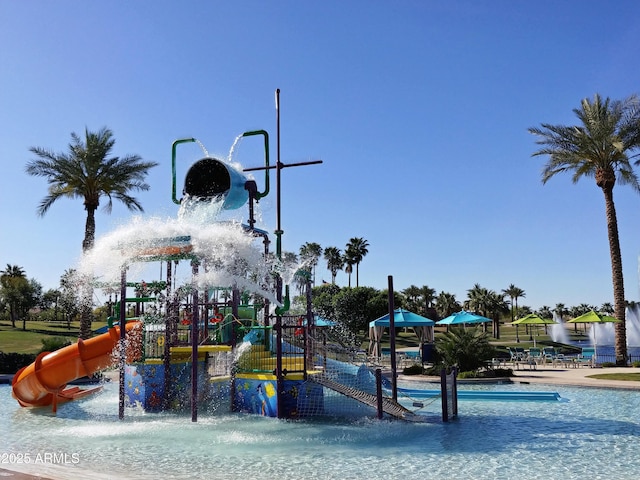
[530,94,640,365]
[323,246,344,284]
[0,264,28,328]
[26,127,158,339]
[299,242,323,286]
[502,284,526,323]
[345,237,369,287]
[434,291,460,318]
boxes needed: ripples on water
[2,381,639,480]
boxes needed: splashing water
[76,213,283,307]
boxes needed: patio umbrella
[368,308,435,357]
[567,310,620,361]
[437,310,492,325]
[511,314,556,347]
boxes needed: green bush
[39,337,72,354]
[632,361,640,368]
[402,364,424,375]
[435,327,496,372]
[0,352,37,374]
[600,362,617,368]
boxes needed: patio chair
[553,353,574,368]
[542,346,556,365]
[528,347,543,365]
[575,347,595,367]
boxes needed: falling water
[550,312,569,344]
[76,213,284,308]
[194,138,210,157]
[227,133,244,162]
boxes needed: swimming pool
[1,380,638,479]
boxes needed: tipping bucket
[183,158,249,210]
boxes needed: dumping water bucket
[183,157,249,210]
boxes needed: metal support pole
[163,260,173,411]
[375,368,383,420]
[388,275,397,402]
[191,261,199,422]
[118,267,127,420]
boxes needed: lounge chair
[528,347,543,365]
[542,346,556,365]
[575,347,595,367]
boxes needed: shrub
[435,327,496,372]
[0,352,37,374]
[402,364,424,376]
[39,337,72,354]
[632,361,640,368]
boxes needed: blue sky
[2,1,640,311]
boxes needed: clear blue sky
[2,1,640,311]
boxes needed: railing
[234,319,308,376]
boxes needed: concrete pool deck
[394,365,640,390]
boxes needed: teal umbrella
[437,310,492,325]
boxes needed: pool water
[1,380,639,480]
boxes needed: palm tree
[434,291,460,318]
[502,284,525,324]
[553,303,566,320]
[26,127,158,338]
[345,237,369,287]
[402,285,421,313]
[344,259,354,288]
[601,302,615,315]
[419,285,436,318]
[323,246,344,284]
[299,242,323,286]
[530,94,640,365]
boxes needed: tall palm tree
[323,246,344,284]
[26,127,158,338]
[530,94,640,365]
[419,285,436,317]
[345,237,369,287]
[502,284,526,323]
[299,242,323,286]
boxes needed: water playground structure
[11,93,565,424]
[10,93,464,423]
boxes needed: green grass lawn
[0,320,108,354]
[587,372,640,382]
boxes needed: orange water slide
[11,322,142,410]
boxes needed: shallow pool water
[1,381,639,480]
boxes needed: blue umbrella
[437,310,492,325]
[369,308,435,328]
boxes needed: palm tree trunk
[603,187,627,365]
[80,207,97,339]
